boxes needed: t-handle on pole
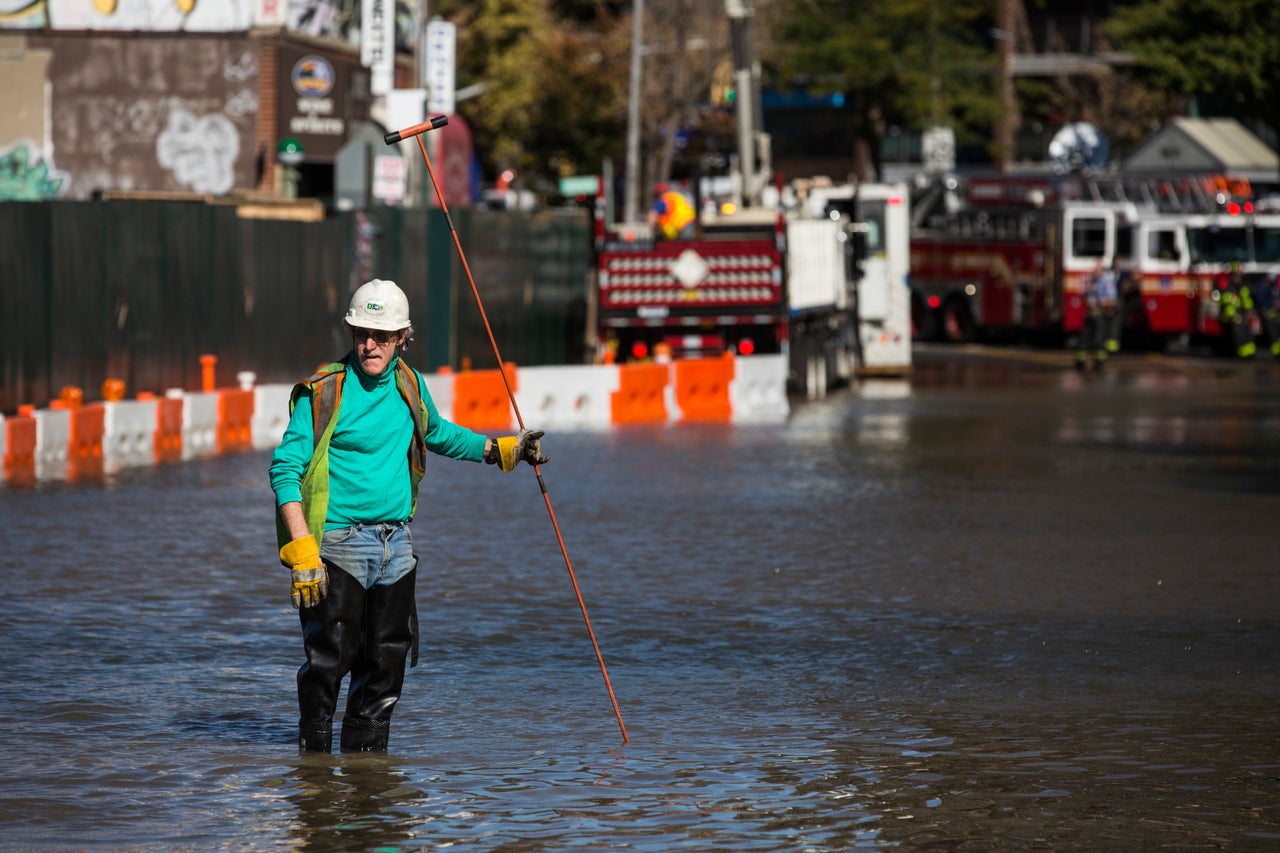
[383,115,450,146]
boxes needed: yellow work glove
[279,535,328,609]
[488,428,550,473]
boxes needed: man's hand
[493,428,550,472]
[279,534,328,609]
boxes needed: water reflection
[285,756,427,853]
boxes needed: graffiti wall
[0,33,57,198]
[0,1,421,201]
[0,141,70,200]
[0,1,418,43]
[23,34,259,199]
[0,0,256,30]
[287,0,417,52]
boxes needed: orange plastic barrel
[673,356,734,422]
[610,363,669,424]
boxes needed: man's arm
[278,501,310,541]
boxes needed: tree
[430,1,736,197]
[635,0,734,188]
[764,0,999,180]
[1105,0,1280,145]
[432,0,631,189]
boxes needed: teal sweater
[269,354,487,528]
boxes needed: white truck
[786,181,912,396]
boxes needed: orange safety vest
[656,190,695,239]
[277,355,429,548]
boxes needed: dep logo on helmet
[292,56,335,98]
[365,300,386,315]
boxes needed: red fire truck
[909,172,1271,350]
[592,181,788,365]
[589,0,912,393]
[590,178,912,396]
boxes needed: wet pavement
[1,344,1278,850]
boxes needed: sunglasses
[351,327,400,345]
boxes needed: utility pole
[623,0,645,224]
[415,0,429,88]
[726,0,756,206]
[993,0,1018,172]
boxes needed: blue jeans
[321,522,415,589]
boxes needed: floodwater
[2,346,1278,851]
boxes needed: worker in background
[1217,263,1257,359]
[269,278,549,753]
[1251,270,1280,359]
[1076,260,1117,373]
[648,182,695,240]
[1109,260,1136,356]
[1097,258,1122,357]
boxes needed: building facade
[0,0,418,202]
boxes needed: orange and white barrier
[612,363,669,424]
[423,371,455,423]
[154,395,184,463]
[103,398,159,472]
[2,354,790,483]
[730,353,790,423]
[252,383,294,451]
[422,355,788,427]
[2,412,38,485]
[669,356,735,422]
[216,389,254,454]
[181,390,220,459]
[30,405,71,480]
[451,365,517,431]
[67,402,106,481]
[513,365,619,429]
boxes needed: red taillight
[927,295,942,309]
[631,341,649,359]
[738,338,755,355]
[1227,202,1242,215]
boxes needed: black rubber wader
[296,558,419,752]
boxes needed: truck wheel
[835,338,854,383]
[805,344,828,400]
[1120,291,1152,351]
[912,296,940,341]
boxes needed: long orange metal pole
[386,117,628,744]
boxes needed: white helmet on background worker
[345,279,411,332]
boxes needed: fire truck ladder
[1074,174,1239,214]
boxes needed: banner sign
[361,0,395,96]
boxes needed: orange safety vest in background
[656,190,695,239]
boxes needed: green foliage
[414,2,1280,191]
[764,0,998,175]
[431,0,629,187]
[1106,0,1280,132]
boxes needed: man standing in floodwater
[268,278,549,752]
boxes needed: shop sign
[277,47,367,161]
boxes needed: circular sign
[291,55,335,98]
[277,137,305,166]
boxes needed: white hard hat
[345,279,410,331]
